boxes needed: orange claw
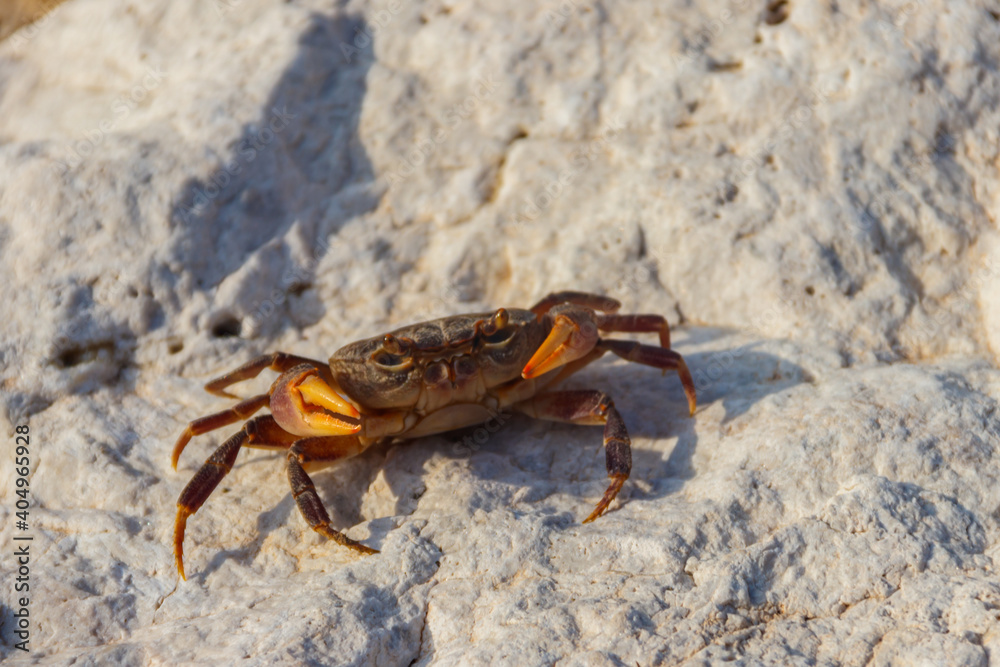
[295,375,362,435]
[269,370,362,437]
[522,313,598,379]
[298,375,361,420]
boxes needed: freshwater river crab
[171,291,697,579]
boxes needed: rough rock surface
[1,0,999,664]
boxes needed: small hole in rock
[289,283,311,297]
[54,341,114,368]
[58,348,85,368]
[167,340,184,354]
[709,60,743,72]
[211,317,242,338]
[805,286,815,296]
[765,0,790,25]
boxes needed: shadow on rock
[630,343,809,491]
[168,11,378,336]
[185,443,389,578]
[684,342,811,425]
[35,12,377,419]
[415,339,811,519]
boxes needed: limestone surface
[1,0,998,664]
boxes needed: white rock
[0,0,998,664]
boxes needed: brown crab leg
[286,436,379,555]
[514,390,631,523]
[596,313,672,349]
[171,394,270,469]
[530,291,622,318]
[174,415,299,579]
[204,352,331,398]
[599,339,697,416]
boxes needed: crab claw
[298,375,361,420]
[522,309,599,379]
[271,366,362,436]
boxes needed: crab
[170,291,697,579]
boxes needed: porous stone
[1,0,998,664]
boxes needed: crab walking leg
[599,339,697,416]
[204,352,331,398]
[596,313,672,349]
[171,394,270,469]
[174,415,300,579]
[286,436,379,556]
[530,291,622,318]
[514,390,631,523]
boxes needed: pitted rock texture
[1,0,998,664]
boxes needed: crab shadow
[167,10,377,338]
[190,444,390,581]
[628,340,810,500]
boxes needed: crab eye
[382,334,406,355]
[373,352,405,367]
[373,334,414,368]
[480,308,514,345]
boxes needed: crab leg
[596,313,672,349]
[514,390,631,523]
[530,291,622,318]
[171,394,270,469]
[286,436,378,555]
[599,339,697,415]
[174,415,299,579]
[204,352,331,398]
